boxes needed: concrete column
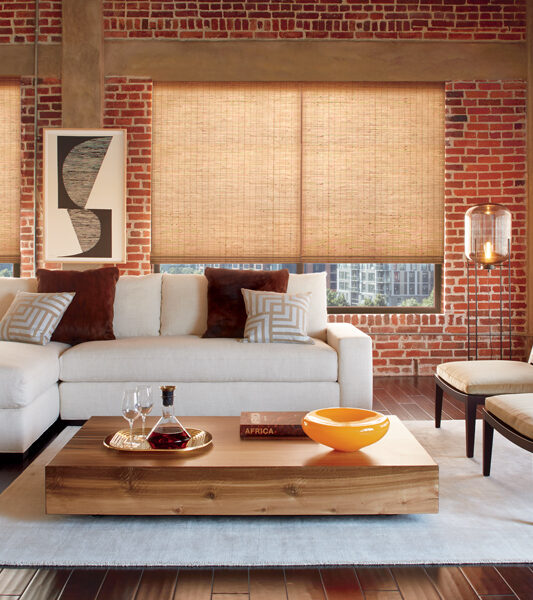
[62,0,103,128]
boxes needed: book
[240,411,308,438]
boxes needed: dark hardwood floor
[0,376,531,600]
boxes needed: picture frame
[43,128,127,263]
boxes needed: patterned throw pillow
[241,289,314,344]
[0,291,75,345]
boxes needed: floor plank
[355,567,398,591]
[135,570,178,600]
[425,566,479,600]
[496,566,533,600]
[249,569,286,600]
[212,569,249,594]
[57,569,106,600]
[285,568,325,600]
[212,595,249,600]
[362,592,402,600]
[320,567,363,599]
[0,569,36,595]
[479,596,519,600]
[391,567,441,600]
[173,569,213,600]
[461,566,513,596]
[19,570,71,600]
[95,569,142,600]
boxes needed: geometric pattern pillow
[241,289,314,344]
[0,291,75,345]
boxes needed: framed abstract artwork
[43,128,126,263]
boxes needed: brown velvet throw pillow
[203,267,289,338]
[36,266,119,345]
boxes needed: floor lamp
[464,203,512,360]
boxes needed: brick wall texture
[0,1,62,43]
[3,0,529,374]
[103,0,526,41]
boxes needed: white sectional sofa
[0,272,373,454]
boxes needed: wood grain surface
[45,415,438,516]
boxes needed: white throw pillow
[287,272,327,341]
[113,274,162,338]
[241,289,314,344]
[0,290,74,345]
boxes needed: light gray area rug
[0,421,531,567]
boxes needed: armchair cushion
[437,360,533,396]
[486,394,533,440]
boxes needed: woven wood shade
[152,83,444,264]
[302,83,444,263]
[152,83,301,263]
[0,82,21,263]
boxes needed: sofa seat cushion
[486,394,533,440]
[0,341,68,408]
[436,360,533,396]
[60,336,338,383]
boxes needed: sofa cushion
[436,360,533,396]
[203,267,289,338]
[0,277,37,320]
[161,274,207,336]
[241,289,313,344]
[37,266,119,344]
[0,291,75,345]
[0,340,69,408]
[60,336,338,383]
[160,272,328,339]
[286,272,327,341]
[486,394,533,440]
[113,273,162,338]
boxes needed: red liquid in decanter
[146,385,191,449]
[147,427,191,449]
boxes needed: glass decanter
[146,385,192,449]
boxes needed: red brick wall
[103,0,525,41]
[333,80,528,375]
[104,77,152,276]
[0,1,61,43]
[20,77,62,277]
[3,1,530,375]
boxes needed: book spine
[240,424,305,438]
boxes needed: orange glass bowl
[301,407,390,452]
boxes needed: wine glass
[137,385,153,439]
[121,389,139,448]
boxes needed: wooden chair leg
[465,398,477,458]
[435,383,443,429]
[483,416,494,476]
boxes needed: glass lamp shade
[464,204,511,267]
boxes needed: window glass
[159,263,438,310]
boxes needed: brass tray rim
[103,427,213,453]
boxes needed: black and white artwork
[44,129,126,263]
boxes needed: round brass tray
[103,427,212,453]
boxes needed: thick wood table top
[48,415,436,470]
[46,416,438,515]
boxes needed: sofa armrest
[326,323,373,409]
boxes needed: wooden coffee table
[45,415,438,515]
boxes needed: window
[159,262,441,313]
[0,81,21,269]
[153,82,444,312]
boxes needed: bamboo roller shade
[152,82,444,264]
[0,82,21,263]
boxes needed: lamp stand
[466,239,512,360]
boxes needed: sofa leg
[483,417,494,476]
[435,383,443,429]
[465,399,477,458]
